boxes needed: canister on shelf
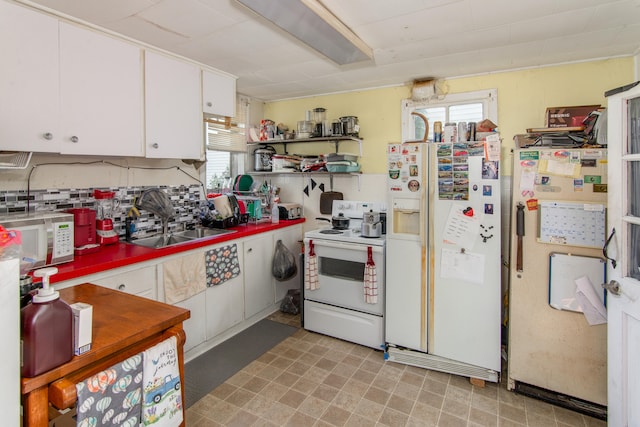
[443,122,457,142]
[433,121,443,142]
[468,122,477,141]
[457,122,467,142]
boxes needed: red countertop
[49,219,305,284]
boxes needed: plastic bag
[280,289,300,314]
[272,240,297,281]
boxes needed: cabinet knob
[152,143,159,149]
[43,132,53,140]
[70,135,79,143]
[118,284,126,291]
[247,247,253,253]
[206,102,212,107]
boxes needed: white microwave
[0,212,74,271]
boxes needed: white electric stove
[303,200,387,349]
[305,200,387,246]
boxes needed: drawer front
[93,266,157,300]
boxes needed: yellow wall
[264,58,634,175]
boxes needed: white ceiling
[21,0,640,101]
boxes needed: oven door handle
[310,239,384,254]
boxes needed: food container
[297,120,313,138]
[326,161,360,173]
[339,116,359,137]
[272,154,301,172]
[325,153,358,163]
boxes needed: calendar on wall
[537,201,606,248]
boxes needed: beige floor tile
[469,407,499,427]
[186,314,607,427]
[298,395,331,419]
[320,404,352,426]
[499,401,528,424]
[379,406,410,426]
[353,397,385,422]
[437,411,468,427]
[363,385,391,406]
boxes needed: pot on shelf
[253,145,276,171]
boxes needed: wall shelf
[248,136,362,156]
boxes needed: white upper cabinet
[59,23,144,156]
[202,70,236,118]
[145,51,203,160]
[0,1,60,152]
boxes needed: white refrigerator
[507,146,608,410]
[385,138,502,381]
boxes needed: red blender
[94,189,120,245]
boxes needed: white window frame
[401,89,498,142]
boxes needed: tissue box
[70,302,92,355]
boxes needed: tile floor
[186,312,606,427]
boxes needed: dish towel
[76,353,143,427]
[364,246,378,304]
[163,252,206,304]
[206,243,241,286]
[305,240,319,291]
[142,336,183,427]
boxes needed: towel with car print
[142,336,183,426]
[75,353,143,427]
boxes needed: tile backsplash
[0,185,203,239]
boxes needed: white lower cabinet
[205,272,244,339]
[174,294,206,353]
[243,234,276,319]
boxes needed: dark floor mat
[184,318,298,408]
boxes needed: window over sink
[205,95,250,193]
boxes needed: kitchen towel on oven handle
[305,240,319,291]
[364,246,378,304]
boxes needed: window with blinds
[205,95,249,192]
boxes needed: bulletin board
[548,252,606,312]
[537,201,606,248]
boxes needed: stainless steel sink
[175,228,233,239]
[127,228,236,249]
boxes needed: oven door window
[319,257,364,282]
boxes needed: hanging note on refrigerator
[442,206,480,247]
[440,248,485,284]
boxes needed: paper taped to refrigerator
[440,248,485,285]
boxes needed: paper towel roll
[212,195,233,219]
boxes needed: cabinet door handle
[247,247,252,253]
[152,143,159,149]
[70,135,79,143]
[43,132,53,140]
[118,284,126,291]
[206,102,212,107]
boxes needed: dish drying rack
[0,151,32,169]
